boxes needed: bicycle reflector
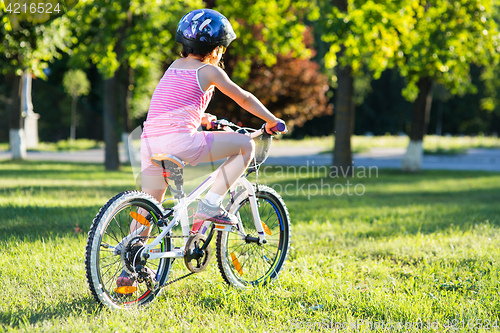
[230,252,243,276]
[261,222,272,235]
[115,286,138,294]
[129,211,150,227]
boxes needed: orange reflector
[230,252,243,276]
[115,286,138,294]
[130,211,150,227]
[262,222,272,235]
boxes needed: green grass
[0,139,103,152]
[1,161,500,332]
[277,135,500,155]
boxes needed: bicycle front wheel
[216,185,291,288]
[85,191,172,309]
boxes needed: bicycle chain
[140,234,195,289]
[158,271,195,290]
[142,234,191,239]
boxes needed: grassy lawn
[0,139,103,152]
[1,161,500,332]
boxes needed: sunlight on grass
[0,161,499,331]
[0,139,103,152]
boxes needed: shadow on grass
[2,162,500,240]
[0,295,100,329]
[0,160,133,180]
[0,204,102,241]
[265,169,500,236]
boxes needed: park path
[1,146,499,172]
[266,146,500,172]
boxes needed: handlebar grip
[269,121,286,133]
[210,120,231,129]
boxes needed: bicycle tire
[85,191,172,309]
[216,185,291,288]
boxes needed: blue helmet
[176,9,237,54]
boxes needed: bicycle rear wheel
[85,191,172,309]
[216,185,291,288]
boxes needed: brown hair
[180,46,224,68]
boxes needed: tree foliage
[62,69,90,97]
[68,0,201,78]
[208,52,332,129]
[315,0,499,100]
[316,0,405,78]
[205,16,330,129]
[396,0,500,102]
[1,0,76,77]
[211,0,310,83]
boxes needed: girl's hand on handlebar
[265,119,287,135]
[201,113,217,130]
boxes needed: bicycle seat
[150,154,186,171]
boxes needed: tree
[313,0,406,175]
[1,0,76,158]
[206,28,332,129]
[62,69,91,141]
[68,0,202,170]
[69,0,311,169]
[397,0,500,171]
[209,0,311,82]
[202,1,325,128]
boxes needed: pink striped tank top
[142,64,214,138]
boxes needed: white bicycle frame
[123,161,266,261]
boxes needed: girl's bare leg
[133,131,253,233]
[199,131,255,195]
[133,177,166,236]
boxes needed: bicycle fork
[233,178,267,245]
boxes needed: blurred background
[1,0,499,171]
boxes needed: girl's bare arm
[200,65,280,126]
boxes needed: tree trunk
[8,73,26,160]
[119,64,133,162]
[21,72,39,149]
[104,75,121,170]
[102,3,130,169]
[401,77,433,171]
[332,51,355,176]
[70,95,77,141]
[331,0,355,177]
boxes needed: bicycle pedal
[213,224,236,232]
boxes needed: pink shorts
[141,131,214,176]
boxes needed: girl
[140,8,285,225]
[118,8,285,290]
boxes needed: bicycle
[85,121,291,309]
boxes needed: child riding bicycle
[141,8,284,224]
[119,8,286,289]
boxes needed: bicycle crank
[184,233,212,273]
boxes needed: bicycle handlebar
[210,120,286,136]
[269,121,286,133]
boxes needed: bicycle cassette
[184,233,212,273]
